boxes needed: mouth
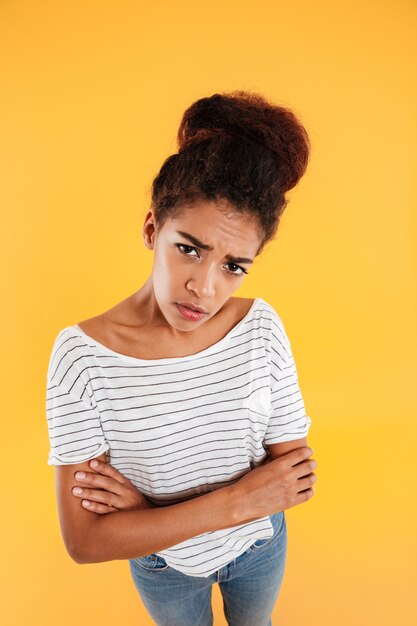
[175,302,208,321]
[176,301,208,314]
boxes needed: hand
[233,446,317,523]
[72,458,155,515]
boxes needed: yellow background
[1,1,416,624]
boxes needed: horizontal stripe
[45,297,311,577]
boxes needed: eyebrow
[175,230,254,265]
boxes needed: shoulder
[230,296,256,318]
[76,293,138,344]
[255,297,284,326]
[76,315,107,344]
[76,297,128,344]
[251,298,292,349]
[47,325,95,398]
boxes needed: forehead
[165,200,262,247]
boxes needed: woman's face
[144,199,263,333]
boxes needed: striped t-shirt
[45,296,312,577]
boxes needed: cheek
[155,250,186,284]
[155,248,174,270]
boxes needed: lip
[176,301,208,314]
[175,303,207,322]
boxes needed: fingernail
[73,487,82,494]
[90,460,99,468]
[82,500,90,507]
[75,472,86,480]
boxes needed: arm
[55,453,242,565]
[266,436,310,460]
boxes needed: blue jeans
[128,510,287,626]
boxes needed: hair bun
[151,90,311,248]
[177,90,310,192]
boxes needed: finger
[88,459,129,485]
[81,499,118,515]
[72,486,116,507]
[296,473,317,493]
[73,471,123,497]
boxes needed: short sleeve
[45,329,110,466]
[263,307,312,445]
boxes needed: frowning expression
[145,199,263,330]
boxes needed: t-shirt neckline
[71,297,263,365]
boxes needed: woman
[46,90,317,626]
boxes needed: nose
[187,263,216,298]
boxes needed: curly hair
[149,90,311,255]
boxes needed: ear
[142,209,157,250]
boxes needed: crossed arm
[54,436,310,563]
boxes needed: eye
[224,263,248,276]
[175,243,199,257]
[175,243,248,276]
